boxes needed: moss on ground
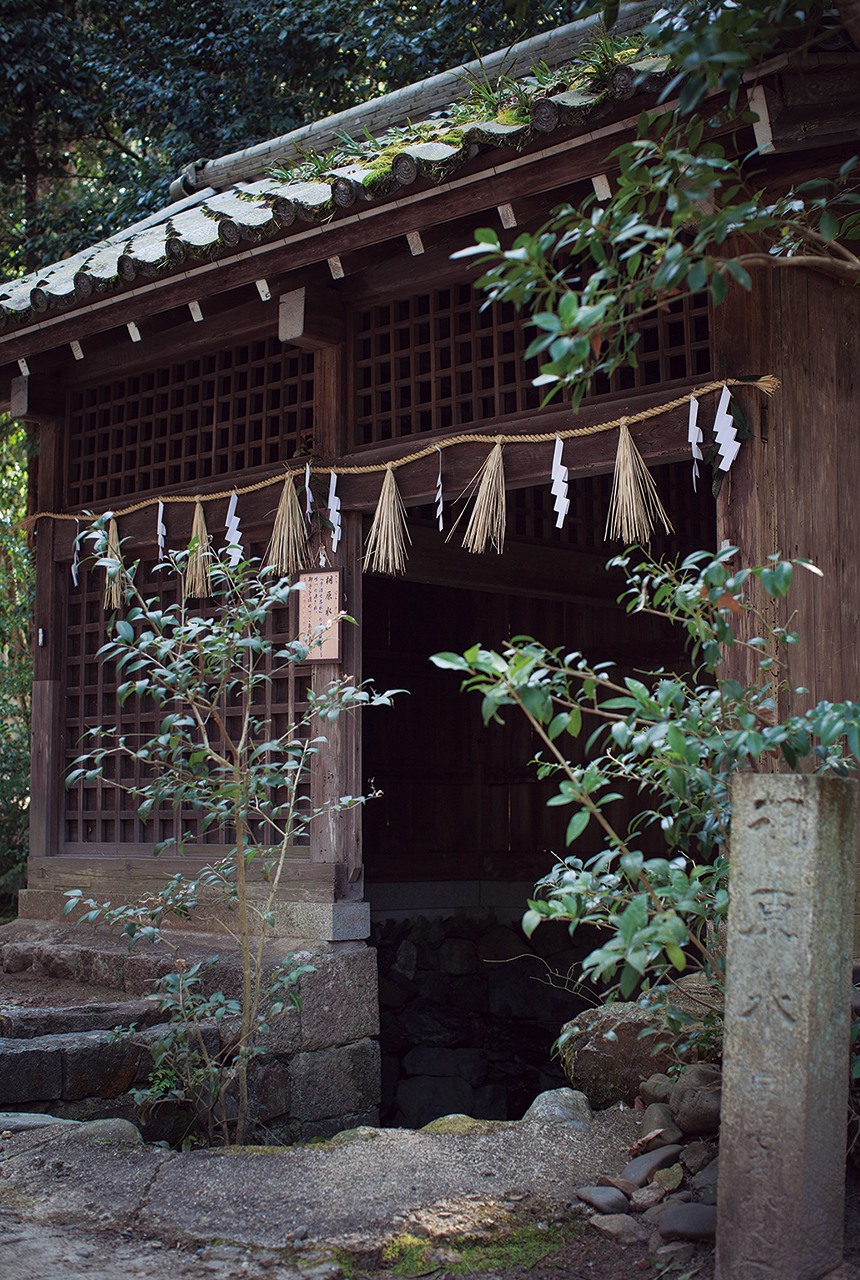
[336,1218,586,1278]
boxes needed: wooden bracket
[10,374,65,422]
[279,286,346,349]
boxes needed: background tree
[0,0,569,281]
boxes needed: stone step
[0,999,161,1039]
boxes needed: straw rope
[22,376,778,530]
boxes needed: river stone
[522,1088,592,1129]
[558,1004,678,1107]
[639,1102,682,1149]
[669,1063,722,1134]
[658,1202,717,1241]
[596,1174,639,1198]
[640,1073,673,1105]
[653,1163,683,1191]
[67,1118,143,1143]
[576,1185,630,1214]
[621,1144,683,1186]
[589,1214,649,1244]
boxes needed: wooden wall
[715,264,860,715]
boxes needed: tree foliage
[432,547,858,1004]
[458,1,860,409]
[0,0,569,279]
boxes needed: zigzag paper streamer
[713,385,741,472]
[71,519,80,586]
[157,500,167,559]
[688,395,703,492]
[435,446,444,532]
[305,462,314,522]
[550,436,569,529]
[327,470,342,552]
[225,491,243,566]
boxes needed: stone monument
[716,774,857,1280]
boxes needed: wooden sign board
[298,568,343,662]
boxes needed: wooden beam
[401,523,627,603]
[279,285,345,349]
[10,374,64,421]
[49,382,699,559]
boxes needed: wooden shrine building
[2,9,860,952]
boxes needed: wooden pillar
[309,342,364,896]
[29,415,65,863]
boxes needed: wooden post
[717,774,856,1280]
[28,416,65,865]
[309,342,364,893]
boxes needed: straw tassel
[185,497,212,598]
[265,473,310,576]
[103,516,123,610]
[364,464,410,575]
[753,374,779,396]
[462,440,506,554]
[605,420,674,545]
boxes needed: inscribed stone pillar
[716,774,857,1280]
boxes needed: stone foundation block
[298,946,379,1052]
[290,1037,380,1122]
[59,1031,143,1101]
[0,1039,63,1104]
[297,1109,380,1142]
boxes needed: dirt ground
[0,961,856,1280]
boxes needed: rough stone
[248,1060,291,1123]
[298,947,380,1052]
[0,1038,63,1104]
[67,1118,143,1143]
[589,1214,649,1245]
[629,1184,665,1212]
[402,1047,460,1077]
[692,1156,719,1205]
[60,1031,143,1101]
[596,1174,639,1198]
[392,940,418,981]
[558,1004,678,1107]
[639,1101,682,1149]
[290,1037,381,1123]
[0,1112,80,1131]
[474,926,529,962]
[652,1163,683,1191]
[488,969,553,1021]
[1,942,35,972]
[680,1139,716,1176]
[436,939,478,975]
[649,1238,697,1267]
[620,1144,683,1187]
[716,776,855,1280]
[576,1185,630,1215]
[669,1063,722,1134]
[0,1001,160,1040]
[395,1075,474,1130]
[522,1088,593,1130]
[640,1073,673,1105]
[659,1202,717,1241]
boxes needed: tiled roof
[0,49,670,332]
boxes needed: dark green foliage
[0,0,569,279]
[0,417,33,915]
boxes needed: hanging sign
[298,568,343,662]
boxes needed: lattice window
[63,548,312,852]
[67,338,315,508]
[407,460,714,554]
[351,284,711,447]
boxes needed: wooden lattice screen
[351,283,711,446]
[63,546,312,853]
[67,338,315,507]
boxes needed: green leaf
[565,810,590,845]
[819,210,839,243]
[710,272,728,306]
